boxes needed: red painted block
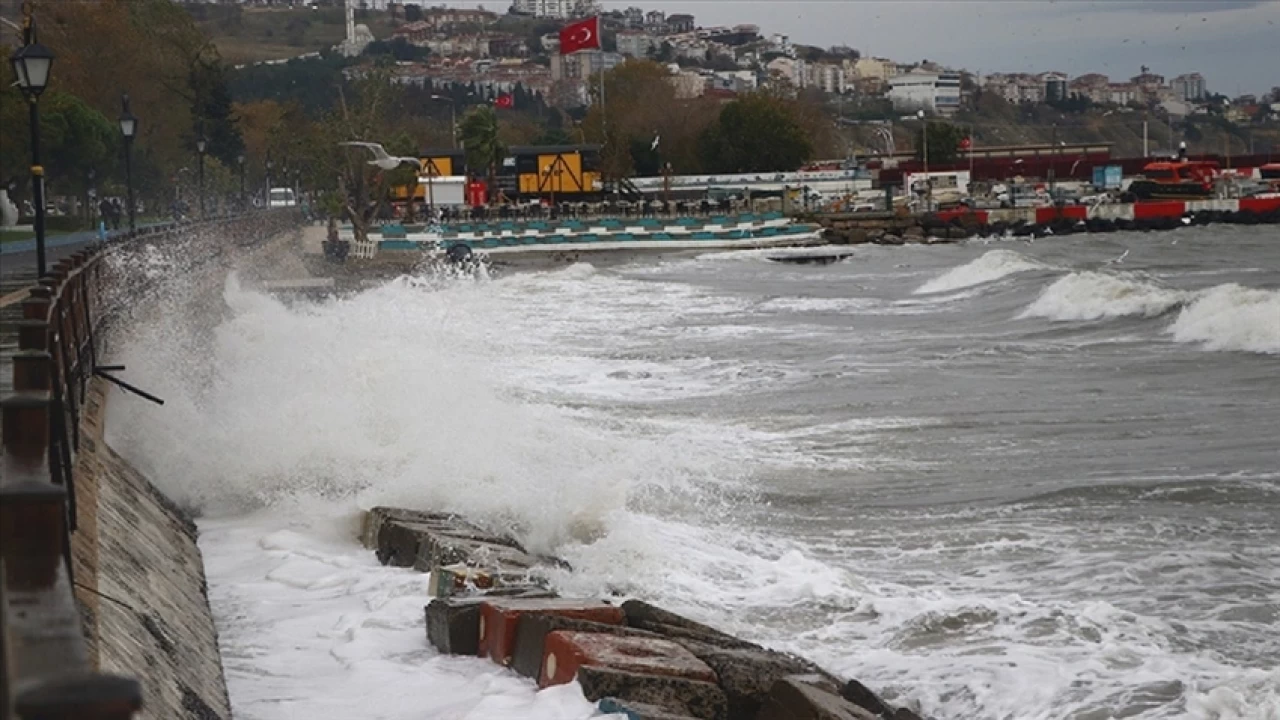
[1034,205,1087,224]
[539,631,718,689]
[1240,197,1280,214]
[478,599,623,665]
[1133,200,1186,219]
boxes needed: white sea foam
[105,246,1280,720]
[1170,283,1280,355]
[915,249,1047,295]
[1020,270,1189,321]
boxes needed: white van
[268,187,297,208]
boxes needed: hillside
[185,4,396,65]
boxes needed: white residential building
[808,62,847,95]
[851,57,898,82]
[616,30,658,58]
[669,70,707,99]
[1170,73,1207,101]
[550,50,623,81]
[888,71,961,115]
[512,0,595,19]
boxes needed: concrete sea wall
[72,378,231,720]
[1,212,303,719]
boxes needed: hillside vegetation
[186,5,396,65]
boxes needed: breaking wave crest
[105,271,753,553]
[1020,271,1189,321]
[1170,283,1280,355]
[915,249,1048,295]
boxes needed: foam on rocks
[366,506,928,720]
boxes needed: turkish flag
[959,137,972,150]
[559,16,600,55]
[494,94,514,109]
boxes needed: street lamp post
[196,128,207,219]
[119,93,137,232]
[86,167,95,226]
[10,23,55,276]
[917,109,931,212]
[265,152,273,208]
[430,94,457,149]
[237,154,245,209]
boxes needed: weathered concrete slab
[541,631,716,688]
[478,598,624,665]
[621,600,760,650]
[511,613,661,681]
[678,646,840,720]
[756,676,878,720]
[598,697,701,720]
[575,666,728,720]
[425,587,556,655]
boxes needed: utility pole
[1143,118,1149,158]
[1049,123,1057,198]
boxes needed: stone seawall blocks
[540,631,717,689]
[598,698,701,720]
[622,600,760,650]
[680,646,839,720]
[425,588,556,655]
[478,599,623,665]
[511,613,660,680]
[575,666,728,720]
[756,676,878,720]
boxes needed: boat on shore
[1125,160,1217,201]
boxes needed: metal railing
[0,210,301,719]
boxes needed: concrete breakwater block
[577,666,729,720]
[756,676,878,720]
[539,631,717,689]
[425,588,556,655]
[511,613,662,680]
[479,598,624,665]
[598,697,702,720]
[677,646,840,720]
[621,600,760,650]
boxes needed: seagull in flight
[340,141,419,171]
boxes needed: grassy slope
[192,6,396,66]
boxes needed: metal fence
[0,210,300,720]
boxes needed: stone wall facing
[72,376,231,720]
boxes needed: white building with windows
[511,0,596,19]
[1170,73,1207,101]
[888,71,961,115]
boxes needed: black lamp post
[237,153,245,209]
[119,93,137,232]
[87,167,95,226]
[10,24,55,276]
[265,152,273,208]
[196,128,207,219]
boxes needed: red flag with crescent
[959,137,972,150]
[494,94,514,109]
[559,16,601,55]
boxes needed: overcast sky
[466,0,1280,95]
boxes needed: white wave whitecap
[1020,271,1190,321]
[915,249,1048,295]
[1170,284,1280,355]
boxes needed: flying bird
[340,142,419,171]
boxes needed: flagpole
[598,15,606,140]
